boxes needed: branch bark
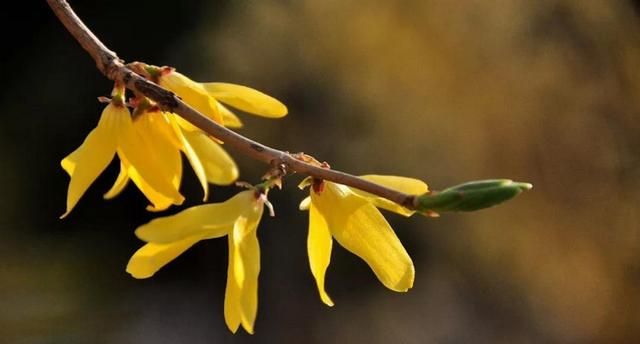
[46,0,417,209]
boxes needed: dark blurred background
[2,1,640,343]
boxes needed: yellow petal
[173,112,201,132]
[160,71,223,124]
[126,236,201,279]
[113,114,183,210]
[203,82,288,118]
[224,234,241,334]
[298,176,313,190]
[359,175,428,194]
[299,196,311,211]
[307,203,334,306]
[170,118,209,201]
[312,183,414,292]
[135,113,183,190]
[60,149,78,176]
[154,112,184,150]
[351,175,429,217]
[60,104,126,218]
[124,157,183,212]
[184,130,238,185]
[136,191,255,243]
[103,161,129,200]
[61,128,115,217]
[117,114,185,208]
[225,204,263,334]
[218,103,243,128]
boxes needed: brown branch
[46,0,417,209]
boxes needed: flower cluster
[123,174,427,333]
[61,67,287,216]
[61,66,430,334]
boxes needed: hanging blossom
[60,85,184,217]
[299,175,429,306]
[127,189,271,334]
[61,67,288,216]
[103,103,238,210]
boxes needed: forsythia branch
[46,0,418,209]
[49,1,534,334]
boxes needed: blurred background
[2,0,639,343]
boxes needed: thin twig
[46,0,417,209]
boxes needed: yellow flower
[127,190,265,334]
[103,109,239,210]
[69,63,289,215]
[61,99,184,218]
[299,175,429,306]
[154,66,288,128]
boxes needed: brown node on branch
[263,161,288,180]
[291,152,330,169]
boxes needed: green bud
[415,179,532,213]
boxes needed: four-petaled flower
[61,88,184,217]
[103,108,238,210]
[299,175,428,306]
[127,190,266,334]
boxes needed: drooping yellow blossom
[60,91,184,218]
[70,62,289,214]
[299,175,429,306]
[149,65,288,128]
[127,190,266,334]
[103,108,239,209]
